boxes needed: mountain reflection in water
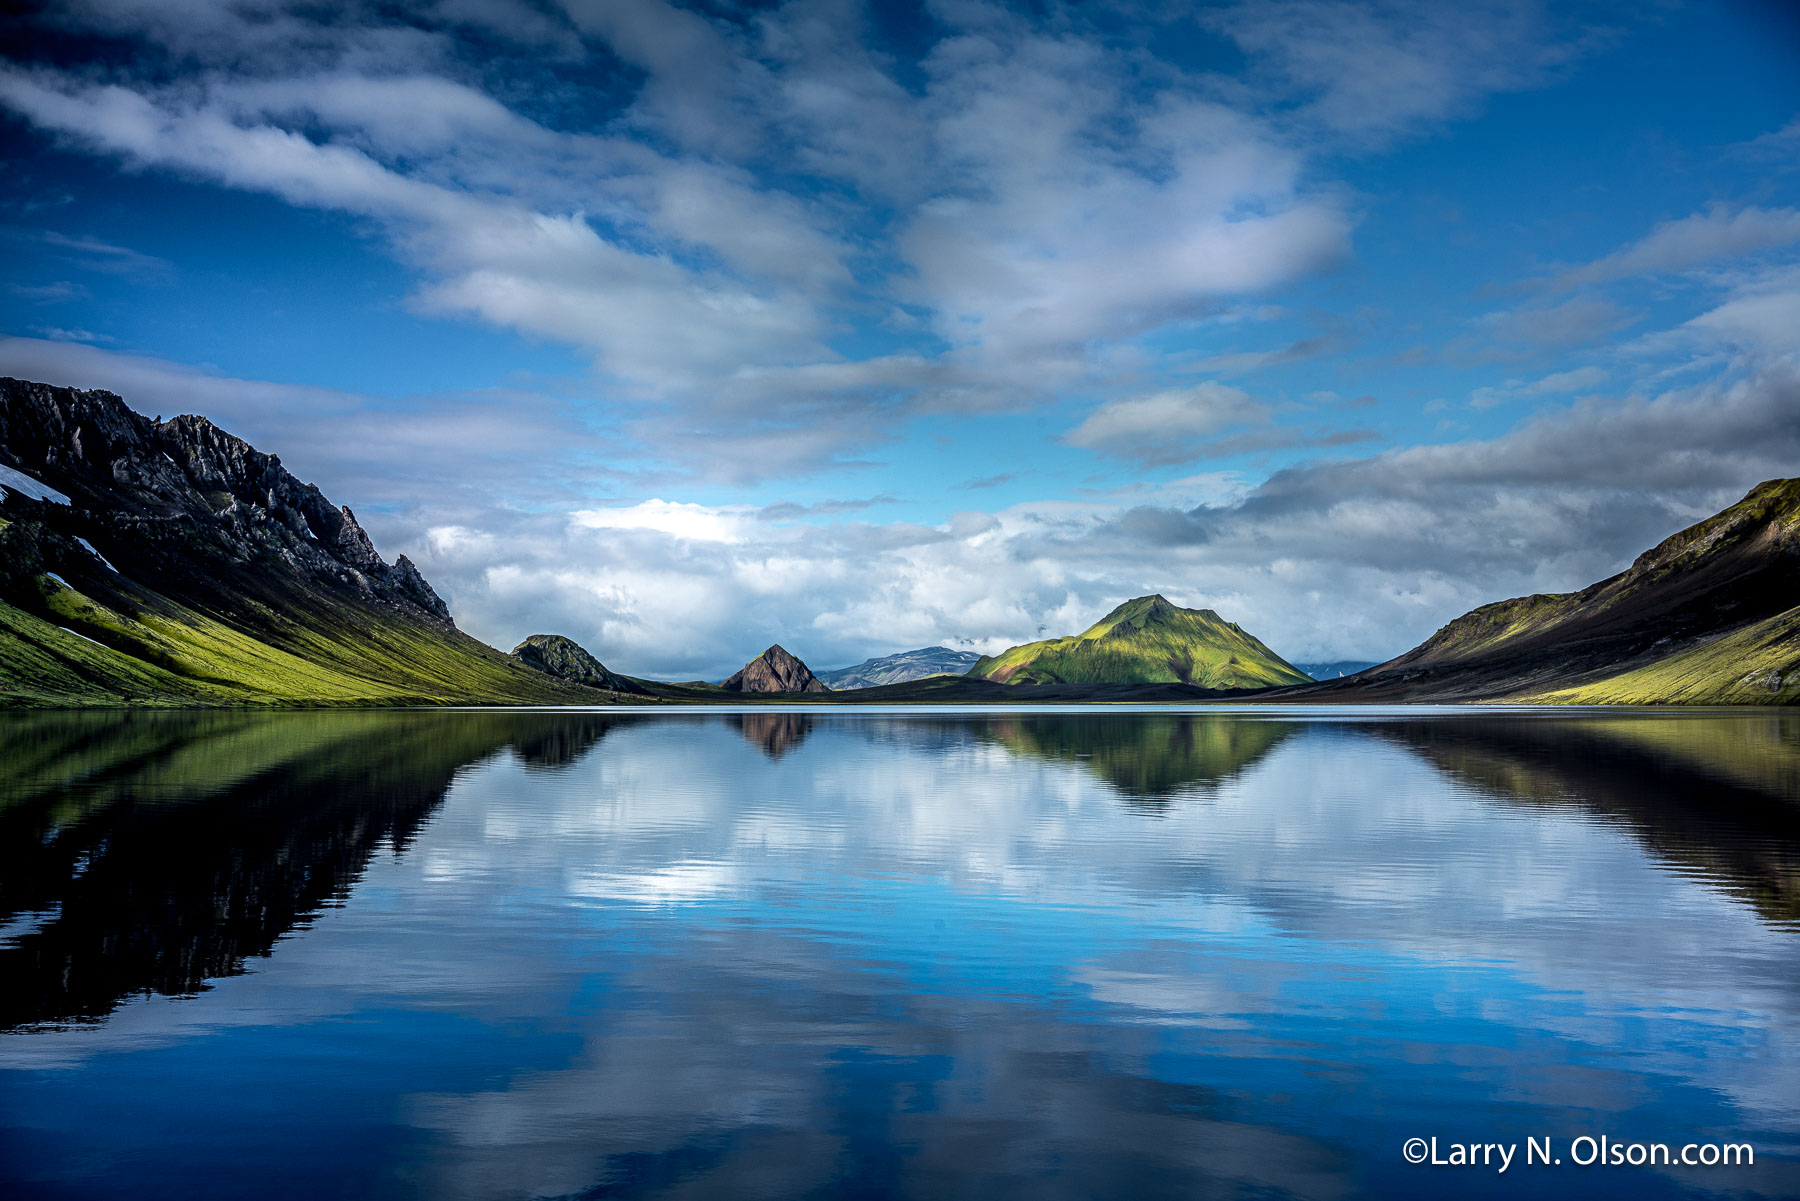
[0,707,1795,1201]
[0,710,637,1028]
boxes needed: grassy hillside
[969,594,1311,689]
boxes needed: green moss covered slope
[968,594,1311,689]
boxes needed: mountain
[511,633,640,694]
[1293,478,1800,704]
[0,377,612,707]
[967,594,1311,689]
[817,646,982,689]
[720,644,829,693]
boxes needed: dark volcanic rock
[721,644,829,694]
[0,377,451,625]
[511,634,633,692]
[0,377,606,706]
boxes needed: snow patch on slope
[0,463,70,505]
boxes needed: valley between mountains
[1,378,1795,708]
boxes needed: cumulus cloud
[0,0,1398,471]
[392,359,1798,679]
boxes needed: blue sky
[1,0,1797,679]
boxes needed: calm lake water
[1,706,1797,1200]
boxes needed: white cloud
[1555,205,1800,289]
[1468,365,1607,409]
[1207,0,1587,142]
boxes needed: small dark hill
[511,633,642,694]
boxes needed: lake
[1,706,1797,1200]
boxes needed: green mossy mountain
[0,378,617,707]
[968,594,1311,689]
[1292,477,1800,704]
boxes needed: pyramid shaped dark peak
[722,643,830,693]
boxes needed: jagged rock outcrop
[0,377,607,706]
[0,378,450,623]
[720,644,829,693]
[510,634,636,692]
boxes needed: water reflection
[1367,713,1800,924]
[0,707,1796,1201]
[0,710,633,1028]
[979,711,1297,802]
[732,711,815,759]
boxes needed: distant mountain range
[968,594,1311,689]
[0,379,614,707]
[1292,478,1800,704]
[817,646,982,690]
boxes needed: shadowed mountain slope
[0,378,609,707]
[969,595,1311,689]
[1287,478,1800,704]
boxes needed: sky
[0,0,1796,681]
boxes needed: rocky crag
[720,644,830,694]
[0,377,612,706]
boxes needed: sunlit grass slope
[969,594,1311,689]
[0,580,601,708]
[1522,606,1800,705]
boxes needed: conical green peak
[973,594,1308,689]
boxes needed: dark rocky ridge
[721,644,829,694]
[0,377,606,706]
[0,377,450,623]
[511,633,639,693]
